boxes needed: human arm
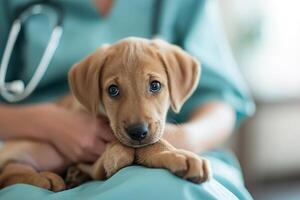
[164,101,235,153]
[163,1,254,152]
[0,103,115,162]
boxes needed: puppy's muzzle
[126,122,148,141]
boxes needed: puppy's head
[69,37,200,147]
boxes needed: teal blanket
[0,151,253,200]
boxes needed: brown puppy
[0,38,211,191]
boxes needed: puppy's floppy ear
[151,39,201,113]
[68,45,110,115]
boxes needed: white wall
[220,0,300,101]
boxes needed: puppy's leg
[0,163,65,191]
[79,141,135,180]
[135,139,211,183]
[65,165,92,189]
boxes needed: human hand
[28,104,115,163]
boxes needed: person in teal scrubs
[0,0,255,199]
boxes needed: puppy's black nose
[126,123,148,141]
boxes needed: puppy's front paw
[90,142,135,180]
[164,150,211,183]
[103,143,135,178]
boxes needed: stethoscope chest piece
[0,0,64,102]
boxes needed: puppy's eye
[149,80,161,93]
[108,85,120,97]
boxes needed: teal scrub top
[0,1,255,199]
[0,0,255,124]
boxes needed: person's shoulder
[175,0,206,17]
[178,0,205,10]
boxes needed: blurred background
[218,0,300,199]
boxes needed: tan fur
[0,37,210,191]
[0,163,65,192]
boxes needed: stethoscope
[0,0,63,102]
[0,0,161,103]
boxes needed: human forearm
[163,102,236,153]
[0,103,115,162]
[0,104,50,141]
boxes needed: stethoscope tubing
[0,0,64,102]
[0,0,162,103]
